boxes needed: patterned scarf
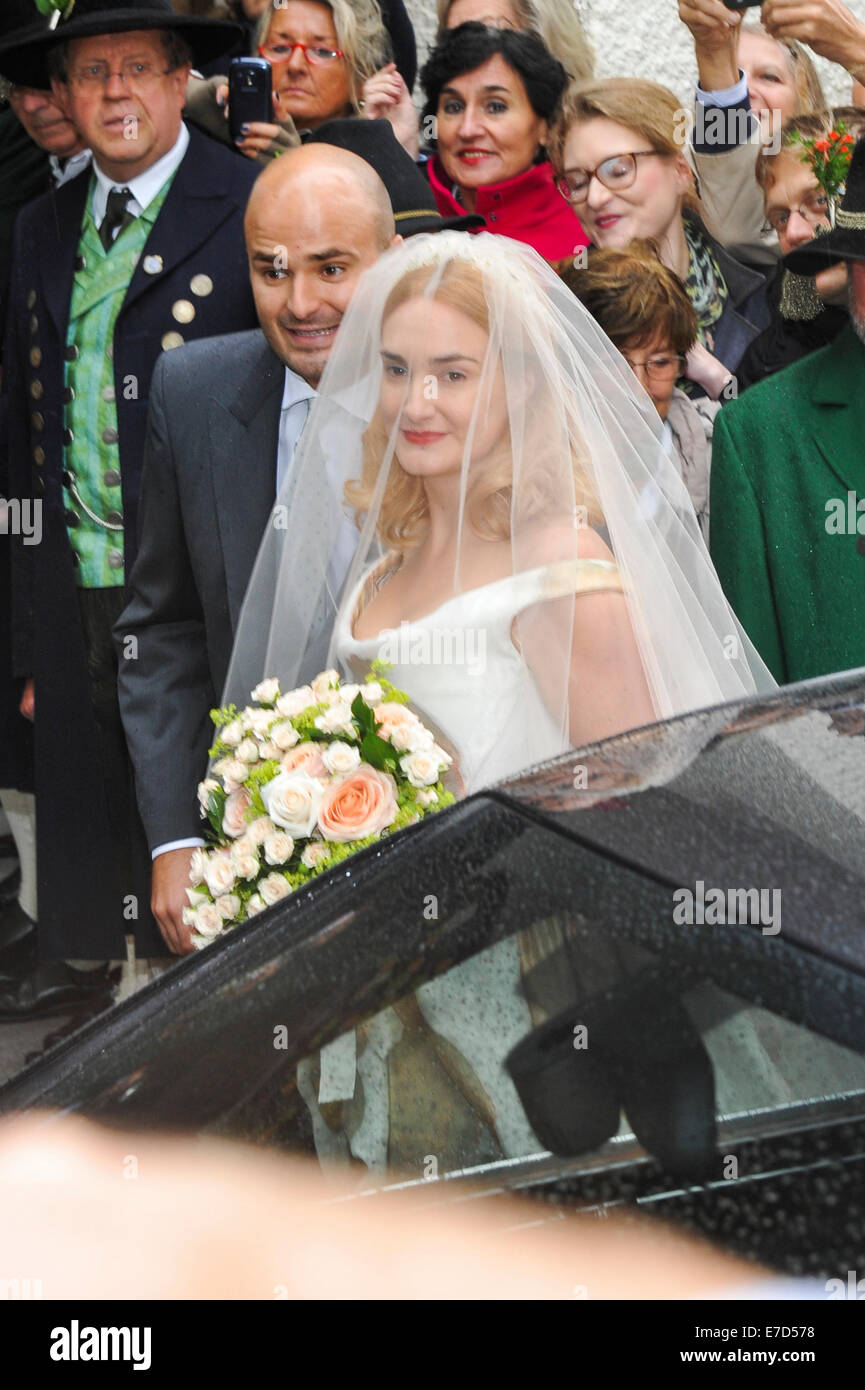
[683,218,729,348]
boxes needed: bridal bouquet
[186,668,454,949]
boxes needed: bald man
[117,145,400,957]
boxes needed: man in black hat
[116,122,478,956]
[1,0,261,1019]
[710,136,865,687]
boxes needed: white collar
[49,148,92,188]
[91,122,189,226]
[281,365,317,411]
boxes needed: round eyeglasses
[556,151,665,204]
[259,41,344,66]
[621,352,685,381]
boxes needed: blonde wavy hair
[549,76,702,217]
[436,0,594,83]
[347,259,601,553]
[256,0,390,110]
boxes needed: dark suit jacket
[710,324,865,685]
[2,123,260,959]
[117,330,283,851]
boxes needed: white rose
[246,816,275,846]
[337,682,360,705]
[361,681,383,705]
[236,737,259,765]
[260,872,293,906]
[432,743,453,768]
[217,758,247,791]
[264,832,295,866]
[244,708,275,738]
[245,893,266,917]
[215,893,241,922]
[230,834,257,862]
[261,772,324,837]
[221,719,243,748]
[185,886,209,908]
[322,741,361,777]
[204,854,237,897]
[197,777,219,809]
[311,668,341,698]
[399,749,442,788]
[188,848,209,885]
[301,842,331,870]
[276,686,314,717]
[233,854,260,881]
[415,788,439,807]
[271,720,300,751]
[258,741,280,760]
[251,678,280,705]
[314,702,355,737]
[195,903,224,937]
[222,787,252,838]
[181,906,198,927]
[388,721,435,754]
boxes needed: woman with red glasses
[198,0,417,160]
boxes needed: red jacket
[426,156,588,261]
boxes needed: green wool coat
[710,324,865,685]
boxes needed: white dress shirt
[91,121,189,231]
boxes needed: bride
[227,230,771,788]
[225,231,775,1173]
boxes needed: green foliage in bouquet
[187,666,455,948]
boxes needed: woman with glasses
[550,77,769,387]
[195,0,416,160]
[437,0,593,85]
[419,23,588,264]
[566,241,726,542]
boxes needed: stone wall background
[404,0,865,107]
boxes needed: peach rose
[222,788,252,838]
[279,742,327,778]
[317,764,398,843]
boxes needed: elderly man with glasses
[0,0,261,1027]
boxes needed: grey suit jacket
[117,329,283,850]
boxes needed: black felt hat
[784,136,865,273]
[305,118,484,237]
[0,0,55,89]
[0,0,242,91]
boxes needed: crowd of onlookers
[1,0,865,1031]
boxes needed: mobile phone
[722,0,762,9]
[228,57,273,142]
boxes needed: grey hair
[436,0,593,83]
[47,30,193,84]
[256,0,390,110]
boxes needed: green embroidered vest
[64,175,173,588]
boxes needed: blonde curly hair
[256,0,391,110]
[347,258,601,553]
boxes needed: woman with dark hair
[420,23,587,262]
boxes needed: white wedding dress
[336,554,624,792]
[296,555,628,1176]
